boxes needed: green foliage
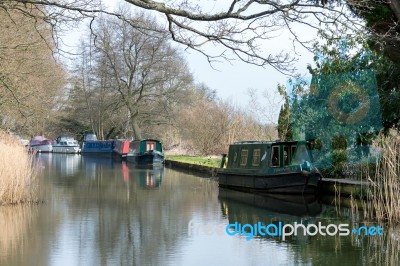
[288,35,388,172]
[374,57,400,129]
[277,85,292,141]
[332,135,347,150]
[365,5,393,26]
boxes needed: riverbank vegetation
[0,131,38,205]
[351,134,400,224]
[166,155,221,168]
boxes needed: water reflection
[0,206,39,264]
[2,155,221,265]
[218,188,322,218]
[1,155,399,265]
[218,188,400,265]
[122,164,163,189]
[53,154,81,177]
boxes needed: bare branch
[2,0,398,71]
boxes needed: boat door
[146,141,156,151]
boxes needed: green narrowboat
[217,140,321,194]
[126,139,164,165]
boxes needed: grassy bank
[166,155,221,168]
[0,131,38,205]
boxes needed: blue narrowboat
[126,139,164,165]
[217,140,321,194]
[81,133,115,153]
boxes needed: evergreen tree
[277,85,292,141]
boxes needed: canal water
[0,154,399,265]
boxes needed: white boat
[29,136,53,153]
[52,135,81,154]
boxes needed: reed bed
[0,131,38,205]
[357,135,400,224]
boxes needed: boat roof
[57,135,76,139]
[132,139,162,143]
[232,140,305,145]
[30,136,48,141]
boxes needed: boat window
[252,149,261,166]
[240,149,248,166]
[291,146,297,158]
[270,146,280,167]
[292,143,311,164]
[283,146,290,166]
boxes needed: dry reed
[0,131,38,205]
[356,134,400,224]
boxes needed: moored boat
[126,139,164,165]
[217,140,322,194]
[52,135,80,154]
[113,139,131,157]
[29,136,53,153]
[81,133,115,154]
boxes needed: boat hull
[29,144,53,153]
[218,170,320,194]
[53,145,80,154]
[113,140,130,157]
[81,140,115,153]
[126,152,164,165]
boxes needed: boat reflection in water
[81,154,114,180]
[218,188,322,243]
[218,188,322,218]
[139,168,163,189]
[52,154,81,177]
[121,163,163,189]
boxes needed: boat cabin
[129,139,163,155]
[55,135,79,146]
[83,133,98,141]
[225,141,313,170]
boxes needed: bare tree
[247,87,283,125]
[76,11,193,139]
[177,88,278,155]
[0,7,65,135]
